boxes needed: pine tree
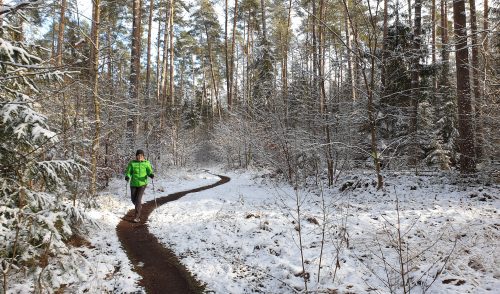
[452,0,476,173]
[0,5,89,291]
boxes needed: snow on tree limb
[0,0,41,16]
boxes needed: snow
[78,193,146,293]
[25,168,498,293]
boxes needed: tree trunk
[156,16,162,103]
[145,0,154,103]
[407,0,412,24]
[439,0,450,104]
[431,0,437,89]
[344,1,356,101]
[144,0,154,150]
[129,0,142,148]
[381,0,388,90]
[56,0,66,66]
[90,0,101,196]
[260,0,268,42]
[230,0,239,109]
[317,0,333,185]
[0,0,3,30]
[205,26,220,118]
[105,12,114,187]
[50,4,56,60]
[57,0,68,154]
[225,0,231,110]
[453,0,476,173]
[169,0,175,106]
[161,4,169,114]
[410,0,422,167]
[318,0,326,114]
[483,0,488,49]
[342,0,383,189]
[469,0,483,160]
[312,0,319,110]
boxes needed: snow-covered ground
[87,168,499,293]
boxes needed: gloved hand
[125,176,130,181]
[149,174,154,179]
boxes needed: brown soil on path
[116,175,230,294]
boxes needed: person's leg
[135,185,147,219]
[130,186,138,216]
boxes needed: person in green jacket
[125,149,154,223]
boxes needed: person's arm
[125,162,132,180]
[147,161,154,178]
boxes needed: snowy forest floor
[81,167,498,293]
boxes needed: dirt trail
[116,175,230,294]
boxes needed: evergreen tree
[0,5,89,291]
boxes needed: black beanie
[136,149,145,156]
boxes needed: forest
[0,0,499,292]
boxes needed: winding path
[116,175,230,294]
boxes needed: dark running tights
[130,186,146,218]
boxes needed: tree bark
[469,0,483,159]
[225,0,231,110]
[145,0,154,103]
[483,0,488,49]
[410,0,422,167]
[129,0,142,148]
[318,0,333,185]
[260,0,268,42]
[90,0,101,196]
[312,0,319,109]
[205,25,220,118]
[230,0,239,109]
[156,16,162,103]
[344,0,356,101]
[161,3,169,113]
[57,0,68,154]
[381,0,388,90]
[453,0,476,173]
[105,11,114,187]
[144,0,154,150]
[0,0,3,29]
[431,0,436,88]
[439,0,450,97]
[56,0,66,66]
[169,0,175,106]
[282,0,292,114]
